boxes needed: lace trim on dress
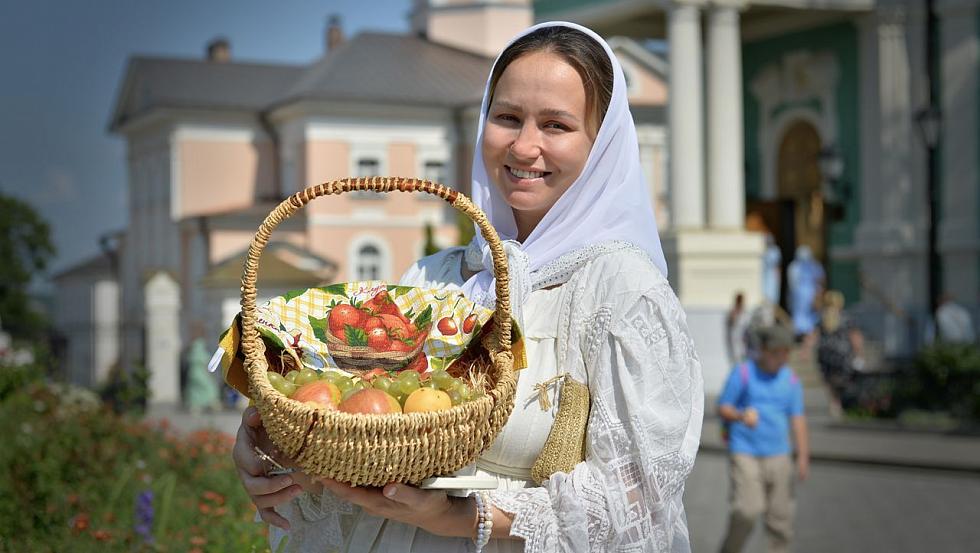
[489,489,561,552]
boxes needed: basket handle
[239,177,513,361]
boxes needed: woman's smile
[505,165,551,184]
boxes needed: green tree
[0,192,55,338]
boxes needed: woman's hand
[232,406,305,529]
[320,479,476,538]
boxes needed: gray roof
[278,32,493,108]
[52,253,115,281]
[630,105,666,125]
[109,32,493,132]
[109,57,305,131]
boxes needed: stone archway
[777,119,826,263]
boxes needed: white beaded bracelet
[472,491,493,552]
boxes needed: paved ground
[685,449,980,553]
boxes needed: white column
[939,0,980,302]
[706,5,745,229]
[668,2,705,229]
[145,272,181,404]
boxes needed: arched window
[355,244,382,281]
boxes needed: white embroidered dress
[269,243,704,552]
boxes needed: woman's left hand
[320,479,476,538]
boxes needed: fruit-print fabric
[251,281,494,371]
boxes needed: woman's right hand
[233,406,305,530]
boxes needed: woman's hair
[486,26,614,135]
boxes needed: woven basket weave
[241,177,517,486]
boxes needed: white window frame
[347,235,391,282]
[350,143,388,200]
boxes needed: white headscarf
[462,21,667,315]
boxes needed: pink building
[61,1,669,402]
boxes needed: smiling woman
[233,21,703,553]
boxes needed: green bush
[0,380,269,552]
[897,342,980,421]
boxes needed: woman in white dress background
[232,21,704,553]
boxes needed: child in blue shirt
[717,324,810,553]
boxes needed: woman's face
[481,51,596,238]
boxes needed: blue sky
[0,0,409,275]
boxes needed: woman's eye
[544,122,569,131]
[495,114,518,123]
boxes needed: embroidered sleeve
[488,277,704,553]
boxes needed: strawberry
[328,304,366,336]
[379,314,415,339]
[362,290,391,315]
[363,316,385,333]
[366,327,391,351]
[389,339,414,353]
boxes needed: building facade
[57,0,673,400]
[538,0,980,392]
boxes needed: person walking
[717,325,810,553]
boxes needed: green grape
[393,378,419,397]
[295,368,319,386]
[335,377,354,393]
[430,370,454,390]
[284,370,300,383]
[457,383,473,402]
[392,389,409,407]
[448,389,464,406]
[421,377,438,389]
[324,371,345,384]
[341,387,360,402]
[280,381,297,398]
[267,372,286,388]
[373,376,393,394]
[396,370,420,385]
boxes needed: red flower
[71,512,89,534]
[91,529,111,542]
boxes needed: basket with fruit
[228,177,520,487]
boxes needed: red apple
[291,381,341,409]
[337,388,402,414]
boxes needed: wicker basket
[323,322,431,374]
[241,177,517,486]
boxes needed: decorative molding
[750,50,839,199]
[936,0,980,17]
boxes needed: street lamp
[817,146,850,224]
[915,106,942,149]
